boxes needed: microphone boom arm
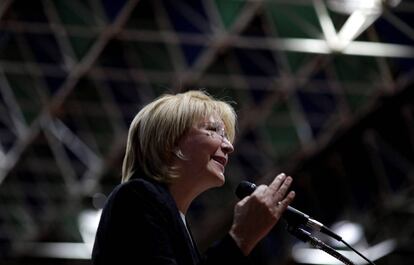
[235,181,376,265]
[288,226,355,265]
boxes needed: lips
[211,156,227,167]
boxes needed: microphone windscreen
[235,181,257,199]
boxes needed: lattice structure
[0,0,414,264]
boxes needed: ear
[173,148,187,160]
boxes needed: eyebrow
[200,121,224,128]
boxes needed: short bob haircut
[121,90,236,183]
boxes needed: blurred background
[0,0,414,264]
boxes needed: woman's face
[176,115,234,189]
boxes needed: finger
[267,173,286,193]
[275,176,293,200]
[277,191,296,209]
[236,195,249,207]
[267,175,292,203]
[238,184,266,206]
[251,184,267,198]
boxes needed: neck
[169,179,200,214]
[168,159,215,214]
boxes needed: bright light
[336,9,381,51]
[319,0,402,52]
[21,208,103,259]
[327,0,383,15]
[292,239,396,264]
[78,209,102,252]
[26,242,92,260]
[291,220,396,265]
[329,221,364,247]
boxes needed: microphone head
[235,181,257,199]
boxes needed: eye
[206,124,219,132]
[202,122,228,139]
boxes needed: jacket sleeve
[200,233,254,265]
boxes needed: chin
[204,172,225,189]
[207,164,226,185]
[213,172,226,187]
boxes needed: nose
[221,137,234,154]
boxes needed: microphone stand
[288,225,355,265]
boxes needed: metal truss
[0,0,413,263]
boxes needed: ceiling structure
[0,0,414,264]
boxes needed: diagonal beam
[313,0,338,49]
[43,0,78,69]
[0,0,140,186]
[171,0,265,90]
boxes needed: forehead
[191,111,235,144]
[197,115,225,127]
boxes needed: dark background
[0,0,414,264]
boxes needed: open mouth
[211,156,227,167]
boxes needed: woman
[92,90,295,265]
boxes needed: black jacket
[92,177,252,265]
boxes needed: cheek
[180,137,222,163]
[181,135,220,152]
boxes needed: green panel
[69,36,96,60]
[1,203,33,234]
[263,102,299,156]
[264,124,299,157]
[333,55,380,82]
[56,211,84,242]
[7,74,41,124]
[267,3,322,38]
[270,101,290,114]
[214,0,246,29]
[54,0,97,26]
[128,41,174,71]
[285,52,313,73]
[344,92,371,113]
[71,80,115,155]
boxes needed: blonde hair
[121,90,236,183]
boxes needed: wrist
[229,227,254,256]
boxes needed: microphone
[235,181,342,241]
[288,226,355,265]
